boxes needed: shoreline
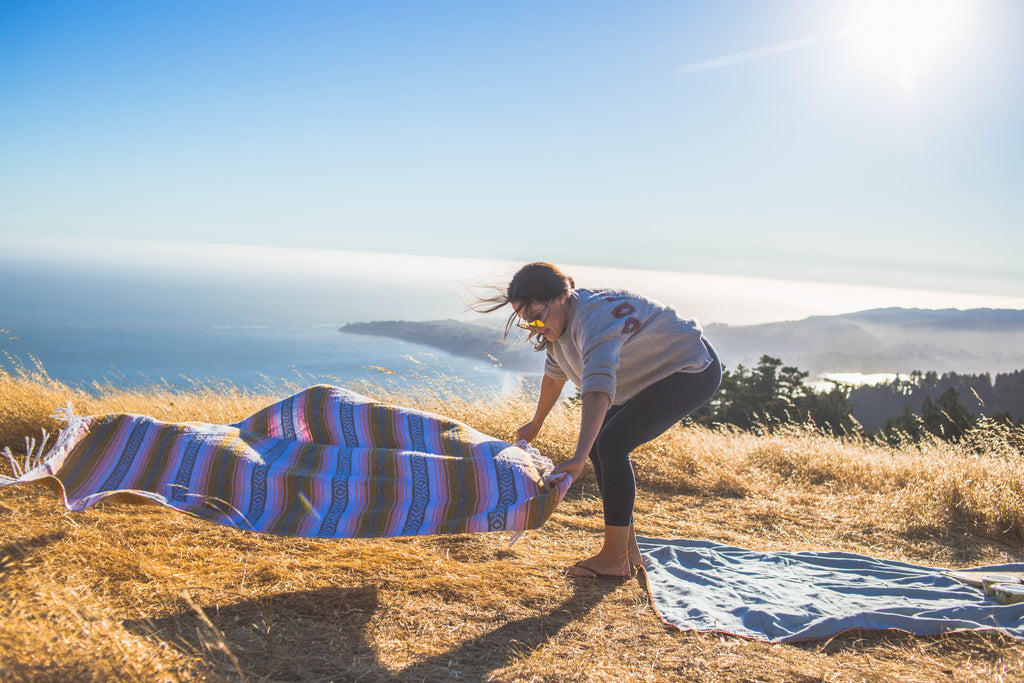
[339,319,544,373]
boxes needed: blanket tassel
[1,402,82,485]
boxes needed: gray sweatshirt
[544,288,712,405]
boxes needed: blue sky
[3,0,1023,300]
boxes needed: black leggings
[588,339,722,527]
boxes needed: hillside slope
[705,307,1024,375]
[341,319,544,372]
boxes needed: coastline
[339,320,544,373]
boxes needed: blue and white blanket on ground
[639,537,1024,642]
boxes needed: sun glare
[844,0,965,87]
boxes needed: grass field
[2,368,1023,682]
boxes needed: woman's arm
[516,374,567,443]
[548,390,611,484]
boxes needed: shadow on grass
[0,531,66,577]
[125,585,381,681]
[125,574,626,681]
[392,575,625,681]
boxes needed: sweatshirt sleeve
[578,316,627,400]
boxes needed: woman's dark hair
[470,262,575,350]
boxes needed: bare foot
[563,555,633,579]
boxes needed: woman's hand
[547,455,586,487]
[516,419,542,443]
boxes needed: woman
[475,262,722,579]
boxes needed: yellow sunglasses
[516,300,552,330]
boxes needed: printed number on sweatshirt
[594,290,641,336]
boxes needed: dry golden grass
[2,368,1024,682]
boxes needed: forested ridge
[699,355,1024,443]
[849,369,1024,432]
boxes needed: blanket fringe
[1,402,84,485]
[516,439,554,476]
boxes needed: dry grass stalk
[2,370,1023,681]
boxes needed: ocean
[2,321,528,396]
[1,244,537,396]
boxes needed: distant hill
[341,308,1024,379]
[340,320,544,372]
[704,308,1024,376]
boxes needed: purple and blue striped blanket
[1,385,570,538]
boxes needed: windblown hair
[470,262,575,351]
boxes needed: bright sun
[844,0,965,87]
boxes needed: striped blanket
[1,385,570,538]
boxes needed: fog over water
[4,238,1024,394]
